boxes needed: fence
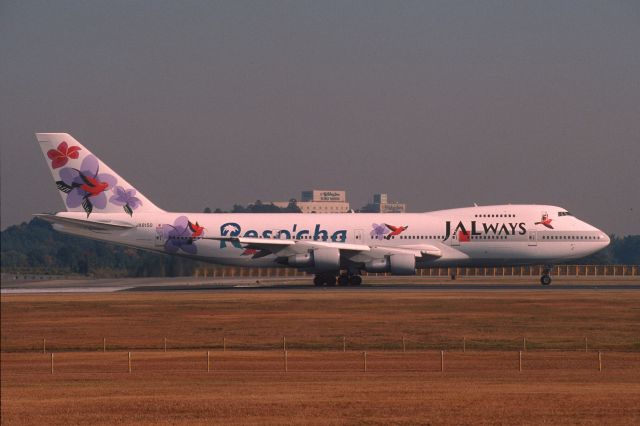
[9,334,640,354]
[3,349,636,376]
[194,264,639,279]
[4,335,637,375]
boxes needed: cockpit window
[558,211,572,217]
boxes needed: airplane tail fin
[36,133,163,217]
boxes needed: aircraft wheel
[540,275,552,286]
[338,275,350,286]
[313,275,324,286]
[325,275,337,286]
[349,275,362,286]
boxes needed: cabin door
[528,230,537,246]
[352,229,364,244]
[155,224,165,247]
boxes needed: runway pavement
[2,276,638,293]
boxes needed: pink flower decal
[47,141,81,169]
[109,186,142,216]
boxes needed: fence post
[363,352,367,372]
[284,351,288,372]
[523,337,527,352]
[519,351,522,372]
[343,336,346,352]
[103,338,106,352]
[440,350,444,372]
[50,353,54,374]
[43,338,46,354]
[164,337,167,352]
[207,351,210,372]
[128,352,132,373]
[283,336,286,352]
[598,351,602,372]
[463,337,466,353]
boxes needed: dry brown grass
[2,291,639,352]
[2,290,640,424]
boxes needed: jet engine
[364,254,416,275]
[288,248,340,273]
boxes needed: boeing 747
[35,133,610,286]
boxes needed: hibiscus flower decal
[162,216,199,255]
[55,155,117,217]
[371,223,390,240]
[47,141,81,169]
[109,186,143,216]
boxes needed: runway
[2,277,638,294]
[123,282,640,293]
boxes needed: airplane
[34,133,610,286]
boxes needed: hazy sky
[1,1,639,234]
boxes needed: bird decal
[187,221,205,243]
[535,213,554,229]
[384,224,409,239]
[56,168,110,216]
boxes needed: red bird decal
[78,172,109,197]
[55,169,110,217]
[188,221,205,238]
[384,224,409,239]
[535,214,554,229]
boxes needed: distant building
[272,190,350,213]
[360,193,406,213]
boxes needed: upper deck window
[558,211,572,217]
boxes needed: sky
[1,1,639,235]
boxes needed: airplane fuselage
[50,204,609,269]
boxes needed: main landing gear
[540,265,553,286]
[314,273,362,287]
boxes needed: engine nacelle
[288,253,312,267]
[288,248,340,273]
[389,254,416,275]
[364,254,416,275]
[364,258,390,273]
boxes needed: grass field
[2,290,640,424]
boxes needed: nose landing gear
[540,265,553,285]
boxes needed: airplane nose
[601,232,611,246]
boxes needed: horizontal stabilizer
[34,213,136,231]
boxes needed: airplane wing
[206,236,441,260]
[34,213,136,232]
[206,236,370,257]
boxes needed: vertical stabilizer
[36,133,163,217]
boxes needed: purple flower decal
[109,186,142,216]
[56,155,117,217]
[162,216,199,255]
[371,223,390,240]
